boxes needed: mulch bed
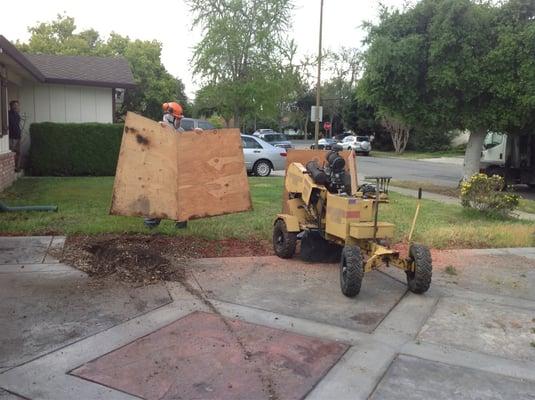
[59,234,272,285]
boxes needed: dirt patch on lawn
[58,235,272,285]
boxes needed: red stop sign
[323,122,331,130]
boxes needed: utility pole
[314,0,324,148]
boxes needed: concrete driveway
[1,236,535,399]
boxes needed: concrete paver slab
[0,236,52,264]
[43,236,66,263]
[0,389,24,400]
[0,266,171,367]
[432,251,535,301]
[72,311,348,400]
[419,297,535,362]
[370,354,535,400]
[190,256,407,333]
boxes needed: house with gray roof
[0,35,135,189]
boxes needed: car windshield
[263,134,287,142]
[356,136,370,142]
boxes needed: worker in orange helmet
[161,102,184,131]
[144,101,200,230]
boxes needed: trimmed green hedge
[29,122,124,176]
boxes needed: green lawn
[372,149,465,159]
[0,177,282,240]
[0,177,533,248]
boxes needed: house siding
[19,84,112,133]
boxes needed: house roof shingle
[0,36,45,82]
[24,53,136,89]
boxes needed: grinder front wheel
[273,219,297,259]
[340,245,364,297]
[406,244,432,294]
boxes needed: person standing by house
[8,100,21,171]
[144,101,202,230]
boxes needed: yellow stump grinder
[273,148,432,297]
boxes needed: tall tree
[17,15,189,120]
[359,0,535,179]
[188,0,295,128]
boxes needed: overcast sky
[3,0,406,98]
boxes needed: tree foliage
[188,0,298,128]
[358,0,535,177]
[17,14,189,120]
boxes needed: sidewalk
[1,236,535,399]
[386,183,535,221]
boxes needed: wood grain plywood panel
[111,112,179,219]
[111,112,251,221]
[176,129,252,220]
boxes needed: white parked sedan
[342,135,372,155]
[241,135,287,177]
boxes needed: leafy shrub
[29,122,124,176]
[460,173,519,216]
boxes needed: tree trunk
[462,128,486,181]
[233,112,241,129]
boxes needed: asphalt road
[358,156,462,187]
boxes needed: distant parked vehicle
[241,135,287,177]
[256,132,294,150]
[180,118,215,131]
[334,132,353,141]
[342,135,372,155]
[253,128,276,137]
[310,138,338,150]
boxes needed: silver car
[256,132,294,150]
[342,135,372,155]
[242,135,287,177]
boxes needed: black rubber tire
[254,160,272,177]
[364,152,370,156]
[347,147,352,151]
[340,245,364,297]
[406,244,432,294]
[273,219,297,259]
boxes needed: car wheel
[347,147,352,151]
[254,160,272,177]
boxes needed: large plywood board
[111,112,251,220]
[282,149,351,213]
[176,129,252,220]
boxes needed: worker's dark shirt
[8,110,21,139]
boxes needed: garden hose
[0,202,58,212]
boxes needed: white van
[481,131,535,187]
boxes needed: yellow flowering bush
[460,173,519,216]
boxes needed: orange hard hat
[162,102,183,119]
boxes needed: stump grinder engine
[273,148,432,297]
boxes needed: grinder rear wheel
[406,244,432,294]
[273,219,297,259]
[340,245,364,297]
